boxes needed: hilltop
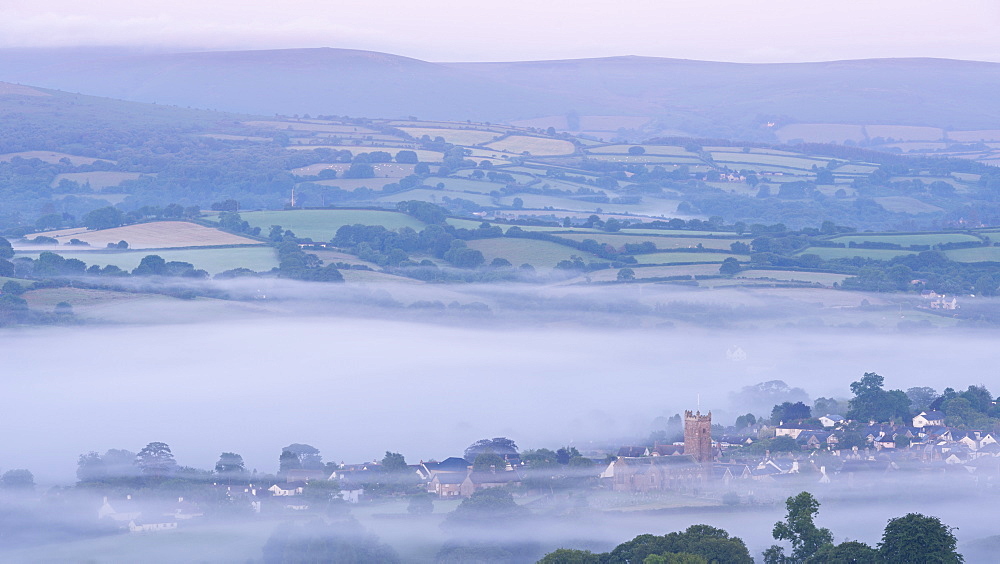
[2,48,1000,142]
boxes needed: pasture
[286,146,444,162]
[0,151,108,165]
[16,247,279,275]
[775,124,866,144]
[736,269,850,286]
[376,189,494,206]
[239,209,425,241]
[631,251,741,264]
[589,144,696,156]
[865,125,944,141]
[30,221,261,249]
[708,152,830,170]
[872,197,945,214]
[830,232,980,246]
[944,247,1000,263]
[291,163,415,177]
[51,171,144,189]
[484,136,576,156]
[464,238,598,268]
[797,247,917,260]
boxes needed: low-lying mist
[3,278,999,484]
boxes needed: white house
[913,411,945,428]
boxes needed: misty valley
[3,29,1000,564]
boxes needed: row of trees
[539,492,962,563]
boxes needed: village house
[913,411,946,428]
[818,414,845,428]
[459,470,522,497]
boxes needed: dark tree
[215,452,247,477]
[878,513,962,563]
[465,438,518,460]
[82,206,125,230]
[0,469,34,490]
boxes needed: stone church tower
[684,410,713,463]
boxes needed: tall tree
[136,442,177,477]
[765,492,833,563]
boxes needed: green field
[873,197,945,214]
[830,233,980,246]
[798,247,917,260]
[465,238,598,267]
[16,247,279,275]
[632,251,742,264]
[945,247,1000,263]
[240,210,425,241]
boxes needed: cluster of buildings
[97,408,1000,533]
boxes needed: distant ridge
[1,47,999,138]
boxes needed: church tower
[684,410,713,463]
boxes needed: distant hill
[2,48,1000,141]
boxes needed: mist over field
[3,279,997,485]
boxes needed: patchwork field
[29,221,261,249]
[51,171,144,190]
[465,238,598,267]
[484,136,576,156]
[238,209,425,241]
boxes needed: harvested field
[30,221,261,249]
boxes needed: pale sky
[1,0,999,63]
